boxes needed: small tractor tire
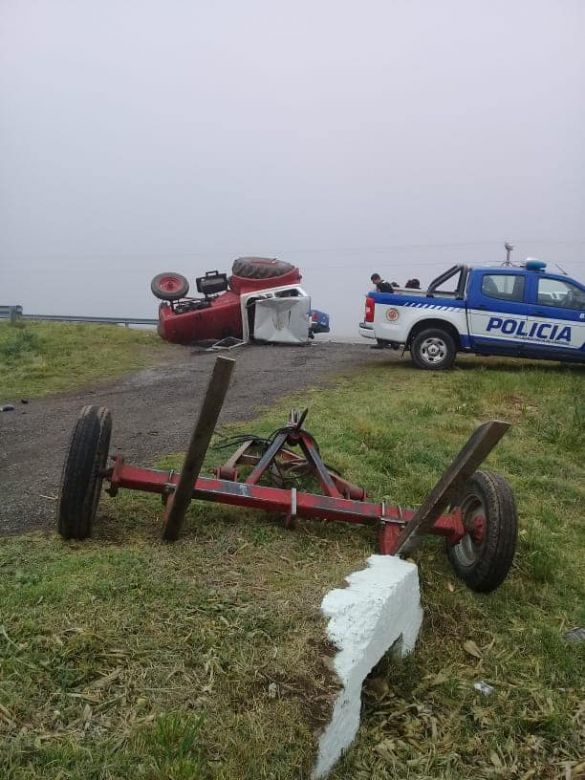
[447,470,517,593]
[411,327,456,370]
[57,405,112,540]
[151,272,190,300]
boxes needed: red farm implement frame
[57,357,518,593]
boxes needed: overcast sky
[1,0,583,335]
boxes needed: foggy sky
[1,0,584,335]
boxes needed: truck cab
[466,263,585,360]
[360,261,585,369]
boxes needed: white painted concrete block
[313,555,423,779]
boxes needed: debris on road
[473,680,495,696]
[565,627,585,644]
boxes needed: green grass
[1,355,584,778]
[0,321,166,400]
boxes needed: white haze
[1,0,584,336]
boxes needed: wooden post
[162,356,235,541]
[393,420,510,555]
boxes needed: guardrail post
[9,306,23,326]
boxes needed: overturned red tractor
[151,256,330,345]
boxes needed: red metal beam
[107,460,466,549]
[298,432,343,498]
[111,461,377,525]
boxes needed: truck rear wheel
[411,328,456,370]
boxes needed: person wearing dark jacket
[370,273,395,293]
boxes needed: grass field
[1,354,584,778]
[0,321,165,400]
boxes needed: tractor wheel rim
[160,275,183,292]
[420,337,447,364]
[455,495,486,566]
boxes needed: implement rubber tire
[231,257,295,280]
[447,470,517,593]
[411,327,456,370]
[57,406,112,540]
[151,272,190,300]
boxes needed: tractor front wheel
[447,470,517,593]
[151,272,190,300]
[57,405,112,540]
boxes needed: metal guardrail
[0,305,157,327]
[0,305,22,319]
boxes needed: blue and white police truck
[359,261,585,370]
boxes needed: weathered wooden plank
[162,356,235,541]
[393,420,510,555]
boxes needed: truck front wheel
[411,328,456,370]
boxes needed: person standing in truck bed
[371,273,395,293]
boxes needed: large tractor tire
[231,257,296,279]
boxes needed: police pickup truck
[359,261,585,369]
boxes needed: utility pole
[503,242,514,266]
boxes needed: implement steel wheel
[447,470,517,593]
[57,405,112,540]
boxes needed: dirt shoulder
[0,342,393,534]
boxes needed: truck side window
[481,274,525,302]
[537,278,585,310]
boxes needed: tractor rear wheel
[151,272,190,300]
[57,405,112,540]
[231,257,295,279]
[447,470,517,593]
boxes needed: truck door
[467,271,528,354]
[523,275,585,359]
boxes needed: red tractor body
[152,258,326,345]
[158,289,243,344]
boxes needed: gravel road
[0,342,392,534]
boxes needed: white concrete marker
[313,555,423,779]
